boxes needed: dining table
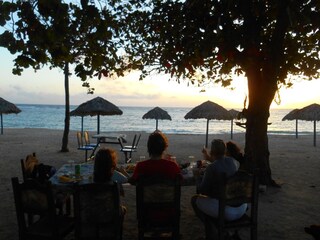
[49,160,202,189]
[89,133,127,158]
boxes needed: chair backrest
[134,133,141,148]
[11,177,57,234]
[83,131,90,145]
[20,159,27,181]
[74,182,123,239]
[136,174,181,238]
[77,132,84,147]
[218,170,259,227]
[131,134,137,148]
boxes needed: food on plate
[58,175,72,182]
[125,164,136,173]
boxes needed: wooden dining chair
[136,174,181,239]
[20,153,71,216]
[73,182,125,240]
[11,177,74,240]
[204,170,260,240]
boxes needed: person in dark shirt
[191,139,247,239]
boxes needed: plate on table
[58,174,83,183]
[124,163,136,173]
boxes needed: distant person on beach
[192,139,247,238]
[129,130,181,184]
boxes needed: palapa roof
[296,103,320,121]
[0,97,21,114]
[70,96,122,117]
[142,107,171,120]
[282,108,300,121]
[228,109,240,119]
[184,100,232,120]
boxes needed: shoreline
[2,126,317,137]
[1,128,320,239]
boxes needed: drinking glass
[67,160,75,174]
[139,156,146,162]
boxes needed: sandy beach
[1,128,320,239]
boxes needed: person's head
[25,152,39,175]
[210,139,226,159]
[93,148,118,183]
[147,130,168,157]
[226,141,242,158]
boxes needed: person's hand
[202,147,211,161]
[118,166,130,178]
[201,146,207,154]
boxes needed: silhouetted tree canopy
[0,0,130,151]
[117,0,320,185]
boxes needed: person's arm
[127,161,141,185]
[116,166,130,178]
[112,170,128,184]
[202,147,214,162]
[196,164,216,197]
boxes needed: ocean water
[2,104,317,135]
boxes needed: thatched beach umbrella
[184,100,232,147]
[70,96,123,134]
[282,108,300,139]
[0,97,21,135]
[142,107,172,130]
[228,109,240,140]
[295,103,320,147]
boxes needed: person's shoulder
[224,156,236,162]
[162,159,179,167]
[136,159,151,166]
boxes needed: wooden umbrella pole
[1,113,3,135]
[231,119,233,139]
[81,116,84,134]
[295,119,298,139]
[156,119,158,130]
[314,120,316,147]
[97,114,100,135]
[206,119,209,148]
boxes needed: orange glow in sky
[1,48,319,109]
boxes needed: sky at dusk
[1,48,319,109]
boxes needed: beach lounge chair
[11,177,74,240]
[77,132,94,162]
[204,170,259,240]
[136,174,181,239]
[73,182,124,240]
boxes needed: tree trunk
[244,67,277,186]
[61,62,70,152]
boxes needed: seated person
[25,152,56,182]
[226,141,245,170]
[128,131,181,222]
[202,141,240,170]
[129,130,182,184]
[94,148,128,184]
[191,139,247,231]
[93,148,127,214]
